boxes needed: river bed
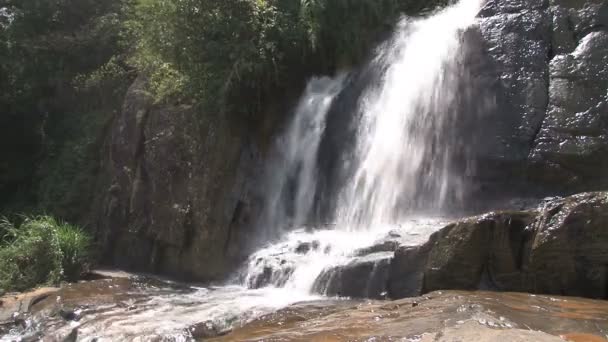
[2,274,607,341]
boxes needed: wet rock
[463,0,608,197]
[529,29,608,190]
[387,230,401,238]
[58,308,82,321]
[20,332,43,342]
[0,287,59,323]
[188,320,229,339]
[62,328,78,342]
[295,242,311,254]
[467,0,552,196]
[98,76,267,281]
[216,290,608,341]
[355,240,401,257]
[314,252,393,299]
[389,192,608,299]
[247,264,295,289]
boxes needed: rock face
[470,0,608,195]
[389,192,608,299]
[95,77,269,280]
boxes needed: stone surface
[313,252,393,299]
[529,29,608,190]
[217,290,608,341]
[468,0,608,195]
[0,287,59,324]
[389,191,608,299]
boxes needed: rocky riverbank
[2,192,608,340]
[2,277,607,341]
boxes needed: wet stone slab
[215,290,608,342]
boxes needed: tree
[0,0,132,213]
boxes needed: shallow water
[3,273,608,341]
[1,276,323,341]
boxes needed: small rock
[63,328,78,342]
[295,242,312,254]
[59,308,81,321]
[388,230,401,238]
[189,320,229,339]
[12,312,27,328]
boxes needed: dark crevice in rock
[224,200,246,255]
[182,202,195,250]
[528,11,554,154]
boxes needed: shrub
[0,216,92,292]
[56,222,93,282]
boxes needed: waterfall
[256,76,346,242]
[242,0,484,295]
[336,0,484,226]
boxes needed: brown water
[2,275,607,341]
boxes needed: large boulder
[389,192,608,299]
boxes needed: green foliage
[0,216,92,292]
[36,109,114,221]
[127,0,445,110]
[56,221,93,282]
[0,0,133,213]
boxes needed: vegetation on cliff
[128,0,444,110]
[0,216,92,292]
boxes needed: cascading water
[336,0,484,226]
[242,0,484,295]
[255,76,346,241]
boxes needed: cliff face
[94,0,608,281]
[472,0,608,195]
[94,77,270,280]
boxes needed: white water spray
[336,0,484,226]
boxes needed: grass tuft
[0,215,92,292]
